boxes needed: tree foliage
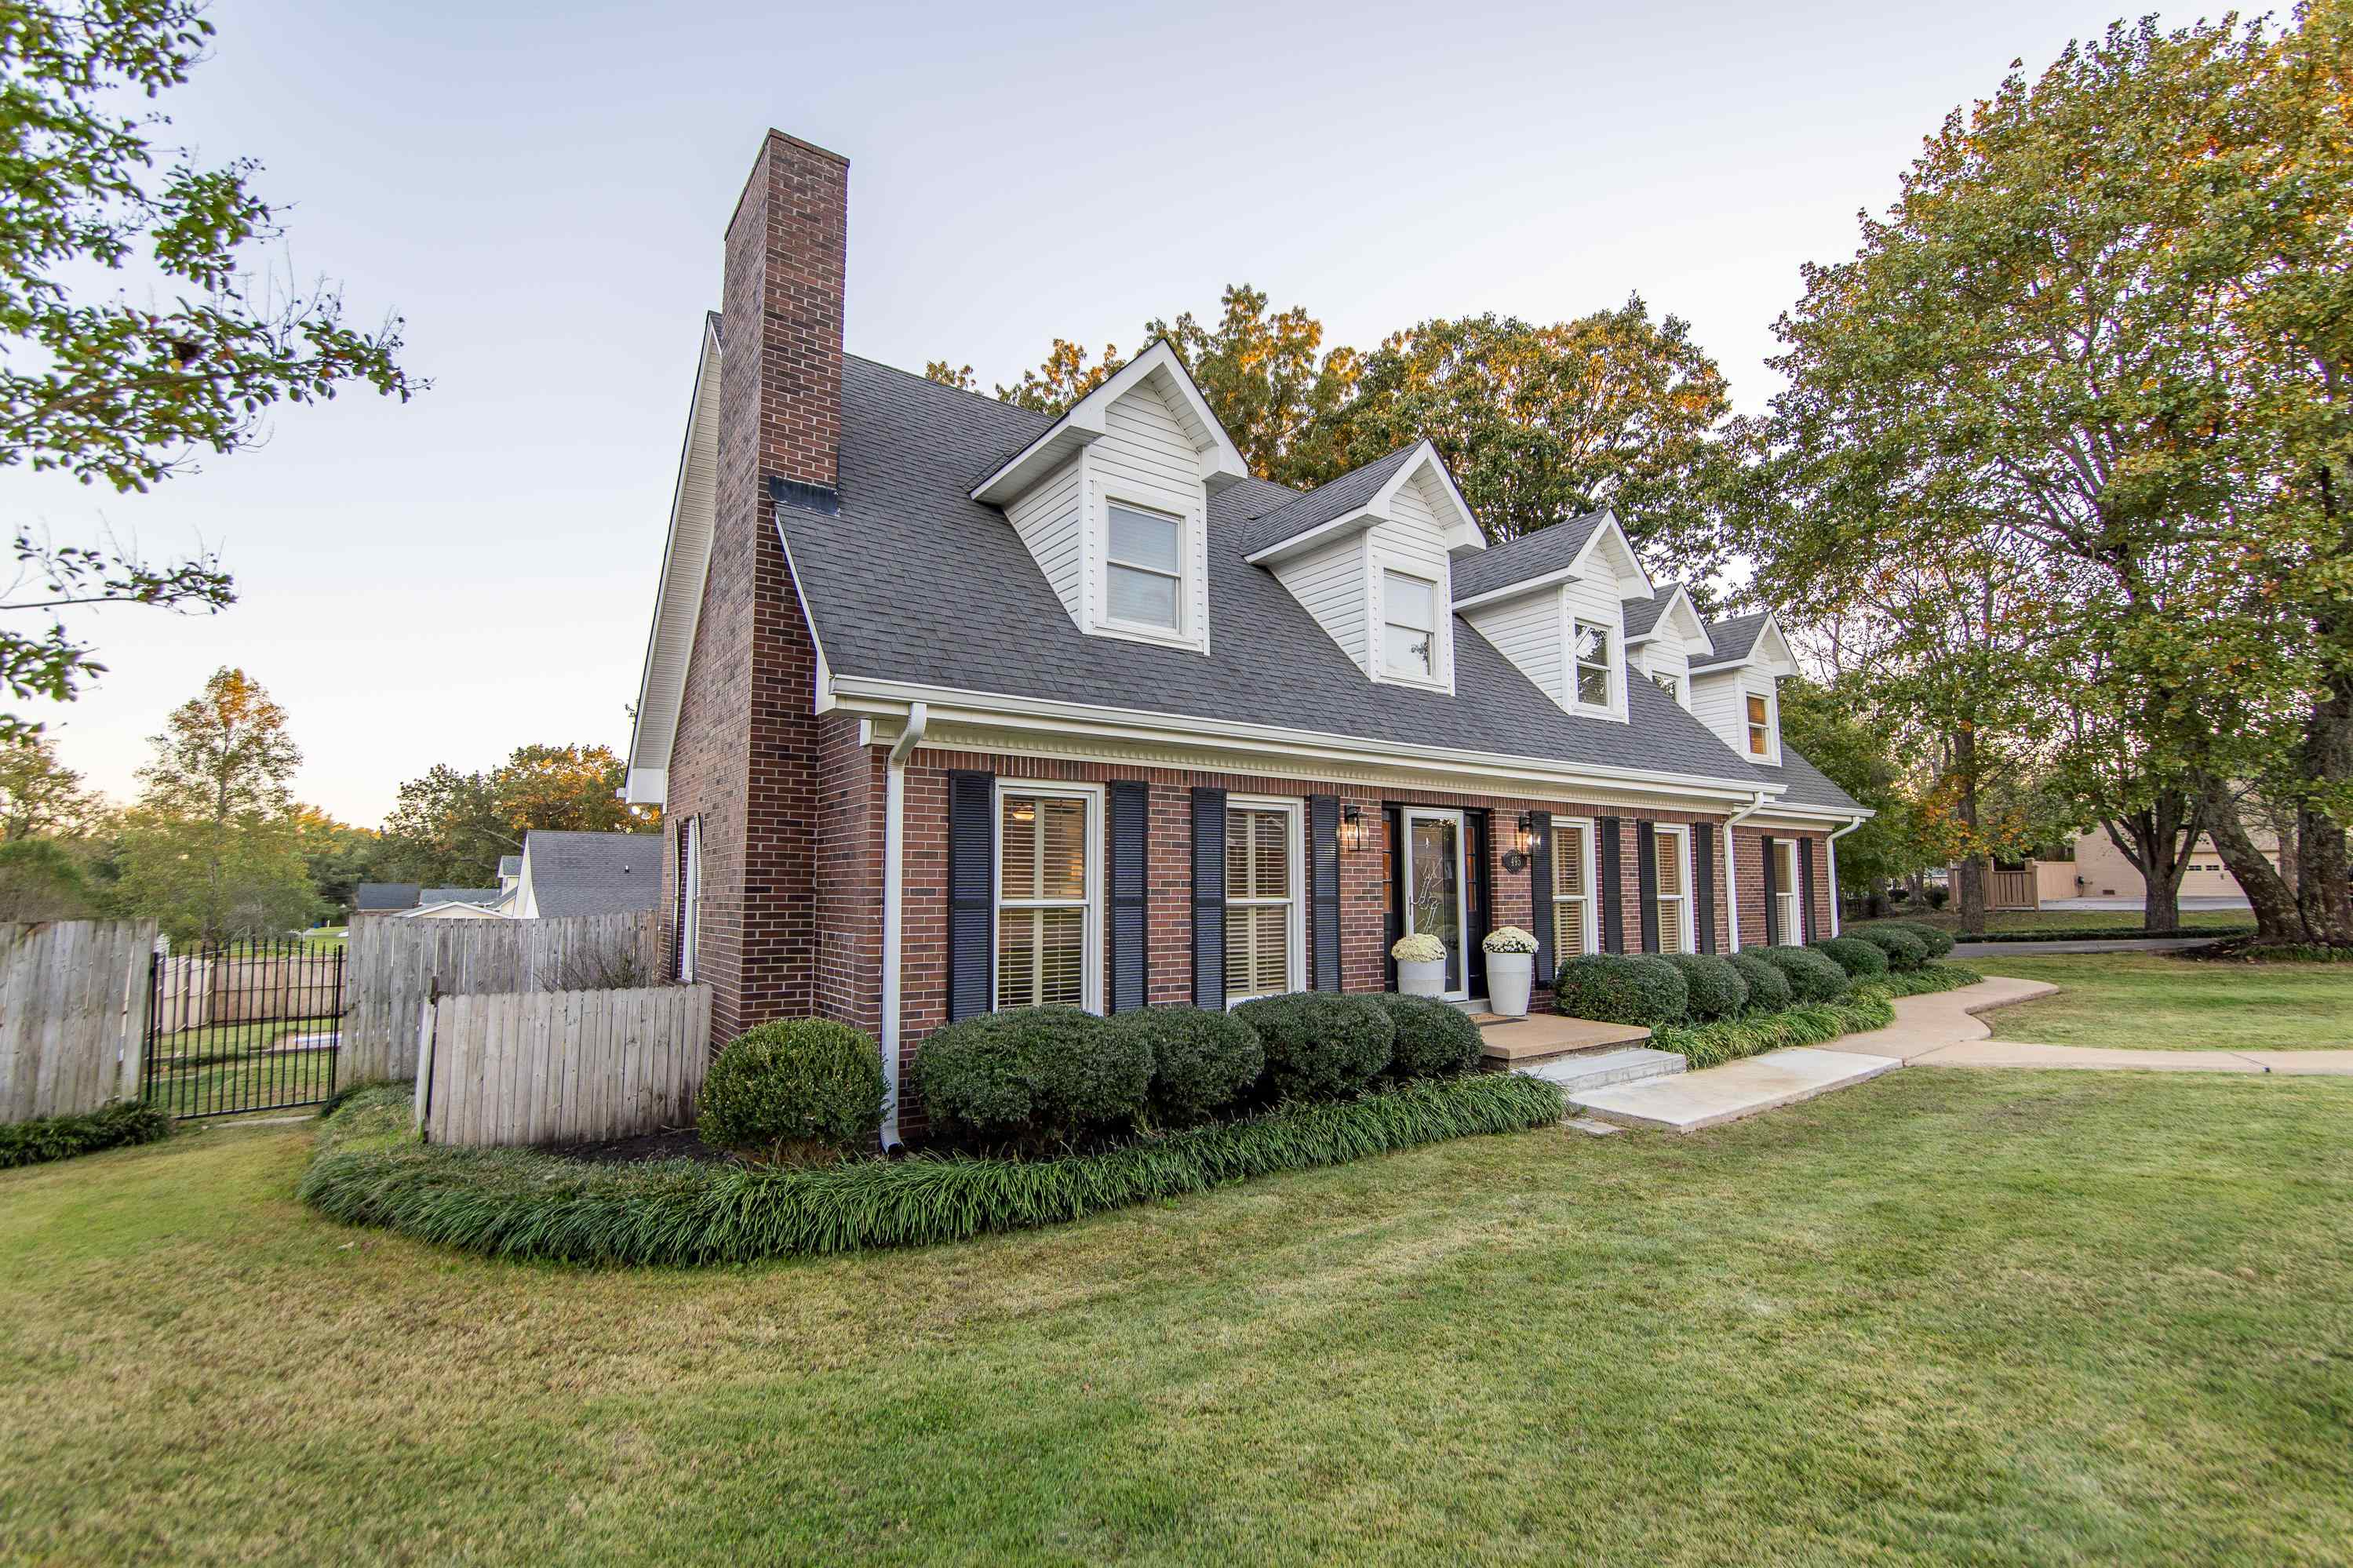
[0,1,417,740]
[380,743,655,886]
[0,731,98,839]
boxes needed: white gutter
[1723,791,1769,951]
[1826,815,1866,937]
[879,700,928,1151]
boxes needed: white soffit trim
[829,673,1777,804]
[625,314,723,807]
[1379,441,1484,554]
[971,339,1248,505]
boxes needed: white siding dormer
[1563,573,1627,720]
[1463,585,1564,699]
[1273,530,1370,670]
[1639,638,1692,709]
[1696,669,1780,763]
[1006,457,1084,627]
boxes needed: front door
[1403,809,1469,999]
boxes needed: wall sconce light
[1513,813,1537,855]
[1338,806,1364,852]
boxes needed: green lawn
[1979,952,2353,1050]
[142,1020,342,1116]
[5,1071,2349,1564]
[1856,908,2250,936]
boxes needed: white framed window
[1551,818,1597,960]
[1382,569,1439,682]
[677,816,702,983]
[1773,839,1801,944]
[994,783,1102,1011]
[1224,797,1303,1003]
[1651,669,1682,705]
[1573,620,1615,709]
[1654,825,1692,955]
[1105,501,1184,634]
[1747,687,1777,759]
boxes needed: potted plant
[1392,933,1448,997]
[1481,926,1539,1016]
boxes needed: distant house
[352,883,423,919]
[509,831,662,919]
[394,898,508,921]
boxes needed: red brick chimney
[672,130,851,1043]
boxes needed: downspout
[880,700,928,1151]
[1826,815,1865,937]
[1724,791,1769,951]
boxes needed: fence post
[412,975,441,1141]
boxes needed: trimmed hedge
[1728,951,1793,1014]
[911,1006,1147,1151]
[1862,920,1956,958]
[299,1075,1565,1265]
[1652,991,1898,1071]
[0,1100,172,1170]
[1554,953,1688,1026]
[1753,945,1850,1004]
[1371,993,1484,1080]
[698,1019,887,1161]
[1852,926,1929,971]
[1233,992,1394,1101]
[1662,953,1748,1022]
[1812,936,1890,979]
[1109,1005,1264,1127]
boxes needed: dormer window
[1382,569,1437,680]
[1573,620,1615,709]
[1746,691,1774,757]
[1107,502,1183,632]
[1651,670,1682,705]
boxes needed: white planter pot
[1486,951,1534,1017]
[1398,958,1447,997]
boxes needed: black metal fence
[142,940,345,1118]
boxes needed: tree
[990,338,1122,413]
[290,804,383,918]
[1290,300,1742,587]
[1748,5,2353,941]
[0,732,100,839]
[0,836,97,919]
[0,2,418,740]
[1144,286,1359,483]
[115,667,316,942]
[380,743,655,886]
[1775,676,1940,913]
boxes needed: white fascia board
[770,516,835,715]
[1378,441,1484,554]
[625,766,667,807]
[828,674,1778,806]
[971,340,1246,505]
[625,315,723,797]
[1452,566,1580,613]
[1242,504,1382,566]
[1623,585,1710,649]
[1566,509,1654,599]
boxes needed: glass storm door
[1404,809,1468,998]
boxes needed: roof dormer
[974,340,1247,656]
[1454,509,1655,722]
[1241,441,1484,694]
[1625,584,1712,710]
[1691,609,1801,765]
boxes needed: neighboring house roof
[420,887,501,908]
[1446,514,1607,604]
[521,831,663,917]
[1233,445,1422,560]
[395,900,507,920]
[497,855,522,879]
[354,882,420,911]
[772,357,1776,789]
[1694,612,1771,670]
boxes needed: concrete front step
[1521,1046,1688,1095]
[1477,1013,1653,1069]
[1568,1047,1902,1133]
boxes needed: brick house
[625,130,1867,1144]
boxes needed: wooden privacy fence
[344,911,665,1082]
[0,920,157,1122]
[152,951,342,1033]
[1990,868,2038,911]
[414,984,712,1148]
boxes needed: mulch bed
[536,1126,741,1166]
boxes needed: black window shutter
[947,771,996,1020]
[1636,820,1659,953]
[1761,833,1780,947]
[1108,781,1149,1013]
[1528,811,1555,986]
[1382,806,1404,990]
[672,820,689,980]
[1309,795,1342,991]
[1694,823,1717,954]
[1798,837,1817,944]
[1466,809,1493,1000]
[1190,788,1227,1010]
[1597,816,1624,954]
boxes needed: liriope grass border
[299,1073,1566,1267]
[0,1101,173,1170]
[1648,962,1983,1071]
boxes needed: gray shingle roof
[523,831,663,917]
[1233,445,1420,559]
[1623,588,1674,640]
[1448,514,1607,602]
[421,887,501,908]
[1695,612,1770,669]
[355,882,419,911]
[497,855,522,879]
[1747,747,1861,812]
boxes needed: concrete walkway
[1883,975,2353,1075]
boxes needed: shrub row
[300,1075,1565,1265]
[1650,992,1899,1071]
[1554,944,1855,1028]
[0,1101,172,1170]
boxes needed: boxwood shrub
[1554,953,1688,1027]
[698,1019,887,1162]
[1886,920,1956,959]
[0,1100,171,1170]
[1661,953,1748,1022]
[1371,993,1484,1079]
[1853,925,1929,971]
[1233,992,1394,1102]
[911,1005,1147,1151]
[1107,1004,1264,1128]
[1811,936,1890,980]
[1728,951,1794,1014]
[1753,944,1849,1005]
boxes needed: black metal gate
[142,939,346,1118]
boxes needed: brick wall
[1728,824,1837,948]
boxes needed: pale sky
[2,0,2178,825]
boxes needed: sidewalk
[1874,975,2353,1076]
